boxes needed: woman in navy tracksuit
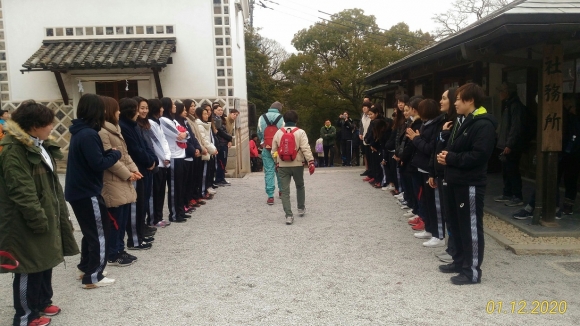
[65,94,121,288]
[118,98,158,249]
[429,88,458,257]
[408,99,446,247]
[437,83,497,285]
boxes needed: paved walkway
[1,169,579,325]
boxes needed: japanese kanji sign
[542,45,563,151]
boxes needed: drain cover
[557,262,580,273]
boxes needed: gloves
[308,161,315,175]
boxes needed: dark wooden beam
[152,68,163,99]
[53,71,69,104]
[461,44,541,68]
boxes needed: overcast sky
[253,0,446,52]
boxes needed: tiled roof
[365,0,580,83]
[22,38,176,70]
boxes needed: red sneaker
[28,317,51,326]
[412,220,425,231]
[408,217,421,225]
[41,305,61,316]
[267,197,274,205]
[363,177,372,181]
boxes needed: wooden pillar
[152,68,163,99]
[53,71,69,104]
[536,44,563,227]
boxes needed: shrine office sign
[541,45,563,152]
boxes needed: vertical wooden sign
[541,45,563,151]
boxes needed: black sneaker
[450,274,480,285]
[143,237,155,243]
[108,254,134,267]
[219,180,231,186]
[212,185,219,189]
[438,263,462,274]
[505,197,524,207]
[120,251,137,261]
[512,209,533,220]
[360,170,369,176]
[172,217,187,223]
[128,242,153,250]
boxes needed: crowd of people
[358,83,497,286]
[0,95,238,326]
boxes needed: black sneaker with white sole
[512,209,533,220]
[127,242,152,250]
[108,254,134,267]
[120,251,137,261]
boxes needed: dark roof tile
[22,38,176,70]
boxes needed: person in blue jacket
[65,93,121,289]
[118,98,158,250]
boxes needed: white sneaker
[207,188,217,195]
[403,211,415,217]
[423,237,446,248]
[408,215,419,221]
[414,231,432,239]
[77,269,107,280]
[298,208,305,217]
[82,277,115,289]
[382,185,395,191]
[395,192,404,198]
[285,215,294,225]
[381,187,390,191]
[437,252,453,263]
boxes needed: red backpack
[262,114,282,150]
[278,127,299,161]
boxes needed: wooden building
[365,0,580,224]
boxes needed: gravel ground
[1,168,579,325]
[484,214,580,245]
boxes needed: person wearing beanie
[257,102,284,205]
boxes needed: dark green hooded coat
[0,120,79,274]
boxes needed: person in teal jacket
[257,101,284,205]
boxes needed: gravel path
[1,168,579,325]
[484,213,580,245]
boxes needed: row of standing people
[0,94,239,326]
[360,84,497,285]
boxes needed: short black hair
[77,93,105,130]
[133,96,147,106]
[418,99,441,121]
[201,103,211,110]
[456,83,484,108]
[11,100,55,131]
[283,110,298,123]
[410,97,423,110]
[251,133,258,139]
[148,98,162,118]
[119,98,138,120]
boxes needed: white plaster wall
[229,1,248,101]
[2,0,248,102]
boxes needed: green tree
[280,9,433,140]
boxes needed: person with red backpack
[272,110,315,225]
[257,102,285,205]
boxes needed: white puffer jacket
[195,119,217,159]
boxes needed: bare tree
[257,36,290,81]
[432,0,513,39]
